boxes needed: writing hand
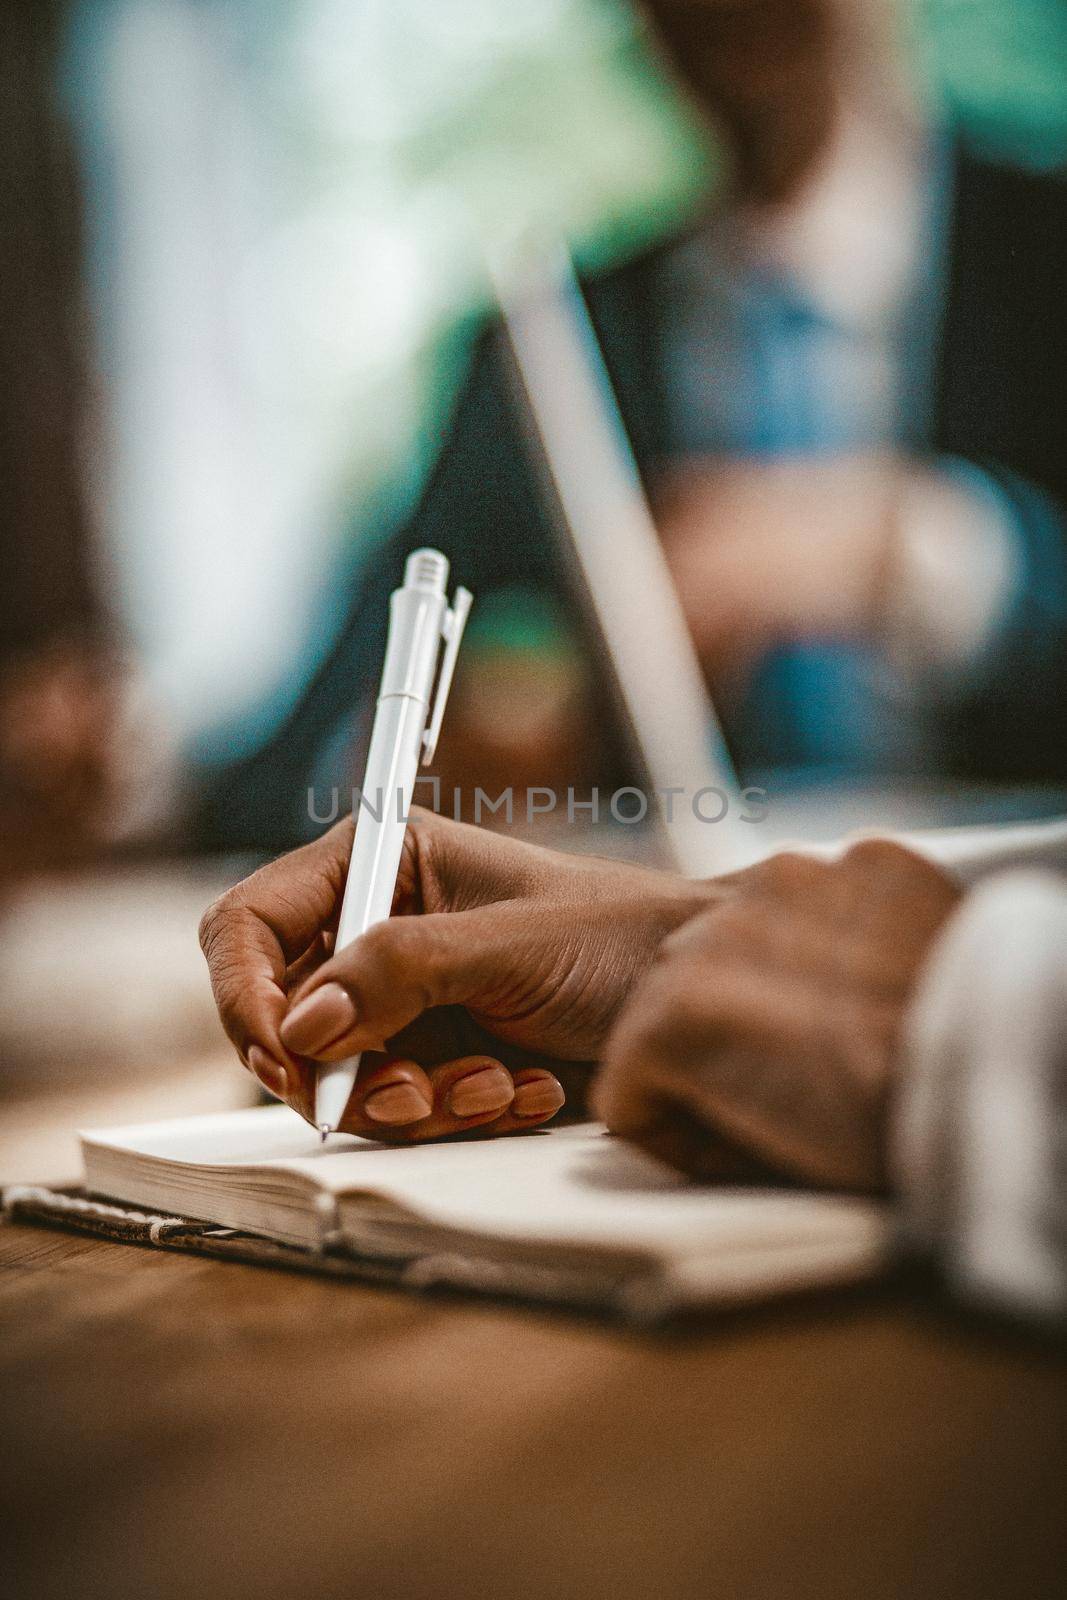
[199,807,711,1142]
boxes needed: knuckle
[401,806,454,908]
[198,892,236,958]
[764,849,823,891]
[204,958,249,1042]
[402,808,434,868]
[406,803,442,846]
[708,900,771,950]
[843,837,907,874]
[412,921,449,988]
[411,818,446,900]
[353,920,393,974]
[327,814,356,849]
[352,918,433,1002]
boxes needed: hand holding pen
[199,803,710,1141]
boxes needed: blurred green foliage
[250,0,716,526]
[913,0,1067,170]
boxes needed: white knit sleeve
[894,872,1067,1322]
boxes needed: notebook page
[83,1109,887,1260]
[315,1124,885,1258]
[81,1105,371,1169]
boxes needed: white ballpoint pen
[313,549,472,1138]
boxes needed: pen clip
[422,586,473,767]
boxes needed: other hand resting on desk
[598,841,960,1189]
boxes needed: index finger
[198,818,355,1101]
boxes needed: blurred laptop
[489,245,746,874]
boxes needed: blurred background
[2,0,1066,1177]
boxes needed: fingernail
[364,1082,432,1125]
[448,1066,514,1119]
[513,1076,566,1120]
[281,983,356,1054]
[247,1044,289,1101]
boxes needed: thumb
[278,903,546,1060]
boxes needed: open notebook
[80,1108,889,1319]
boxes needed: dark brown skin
[201,815,960,1186]
[199,807,712,1141]
[597,840,961,1189]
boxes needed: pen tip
[318,1125,333,1143]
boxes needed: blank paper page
[83,1108,887,1259]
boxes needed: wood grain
[2,1220,1065,1600]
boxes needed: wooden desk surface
[3,1222,1065,1600]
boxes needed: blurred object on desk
[0,1048,251,1188]
[0,864,238,1079]
[0,643,123,885]
[0,862,256,1186]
